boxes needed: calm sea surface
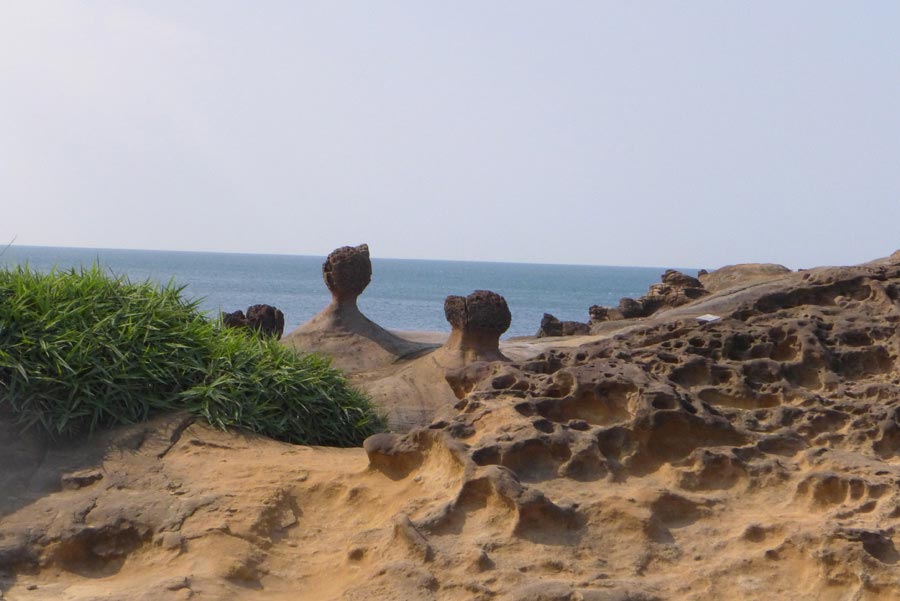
[1,246,698,338]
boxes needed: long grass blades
[0,264,385,445]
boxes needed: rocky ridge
[2,253,900,599]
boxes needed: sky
[1,1,898,270]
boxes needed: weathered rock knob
[246,304,285,339]
[323,244,372,303]
[222,304,285,339]
[443,290,511,360]
[444,290,511,336]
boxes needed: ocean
[0,246,697,338]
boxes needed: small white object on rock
[696,314,721,323]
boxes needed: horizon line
[5,243,705,272]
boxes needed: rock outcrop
[612,269,708,320]
[4,253,900,600]
[535,313,591,338]
[588,305,614,324]
[281,244,436,372]
[222,304,285,339]
[699,263,792,293]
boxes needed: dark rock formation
[535,313,590,338]
[588,305,614,324]
[615,269,708,319]
[443,290,511,361]
[222,305,285,339]
[221,309,247,329]
[617,297,646,319]
[246,304,285,339]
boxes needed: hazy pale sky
[2,2,898,269]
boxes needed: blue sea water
[0,246,697,338]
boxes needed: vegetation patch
[0,265,384,445]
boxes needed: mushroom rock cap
[444,290,511,336]
[323,244,372,302]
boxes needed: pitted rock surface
[5,254,900,600]
[363,254,900,598]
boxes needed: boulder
[246,304,285,339]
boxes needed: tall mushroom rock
[281,244,436,372]
[441,290,511,362]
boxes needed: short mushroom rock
[442,290,511,361]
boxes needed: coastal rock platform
[2,252,900,599]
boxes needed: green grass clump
[0,264,384,445]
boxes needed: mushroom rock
[281,244,436,373]
[363,291,514,431]
[442,290,511,362]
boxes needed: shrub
[0,264,384,445]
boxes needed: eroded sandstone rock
[535,313,590,338]
[4,254,900,599]
[699,263,792,293]
[612,269,708,320]
[282,244,436,372]
[443,290,511,361]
